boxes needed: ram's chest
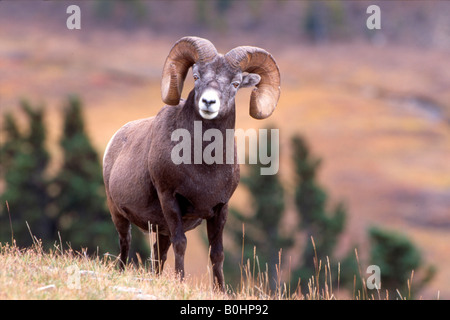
[181,163,237,200]
[167,162,238,219]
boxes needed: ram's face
[192,58,260,120]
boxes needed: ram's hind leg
[110,206,131,271]
[159,193,186,280]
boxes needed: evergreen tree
[368,226,435,299]
[0,101,55,247]
[0,97,148,260]
[94,0,148,29]
[303,1,328,43]
[290,135,435,297]
[52,96,117,253]
[302,1,348,43]
[226,128,292,288]
[0,113,22,179]
[291,135,347,287]
[53,96,148,258]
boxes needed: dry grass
[0,240,227,300]
[0,237,349,300]
[0,237,416,300]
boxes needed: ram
[102,36,280,290]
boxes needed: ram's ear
[240,73,261,88]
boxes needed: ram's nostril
[202,98,216,106]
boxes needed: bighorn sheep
[102,36,280,290]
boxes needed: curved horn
[225,46,281,119]
[161,36,218,105]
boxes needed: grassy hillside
[1,240,424,300]
[0,240,226,300]
[0,239,329,300]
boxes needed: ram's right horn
[225,46,281,119]
[161,36,218,106]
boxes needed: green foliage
[303,2,327,43]
[368,226,435,299]
[94,0,148,28]
[225,132,434,297]
[215,0,233,14]
[290,135,434,297]
[302,1,348,43]
[226,128,292,288]
[194,0,237,31]
[0,101,53,247]
[0,97,148,259]
[0,113,22,178]
[195,0,208,26]
[291,135,347,285]
[369,227,420,288]
[51,96,116,253]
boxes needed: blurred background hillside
[1,0,450,299]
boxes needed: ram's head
[161,36,281,120]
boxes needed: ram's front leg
[207,203,228,292]
[160,194,187,280]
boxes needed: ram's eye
[232,82,240,88]
[193,74,199,81]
